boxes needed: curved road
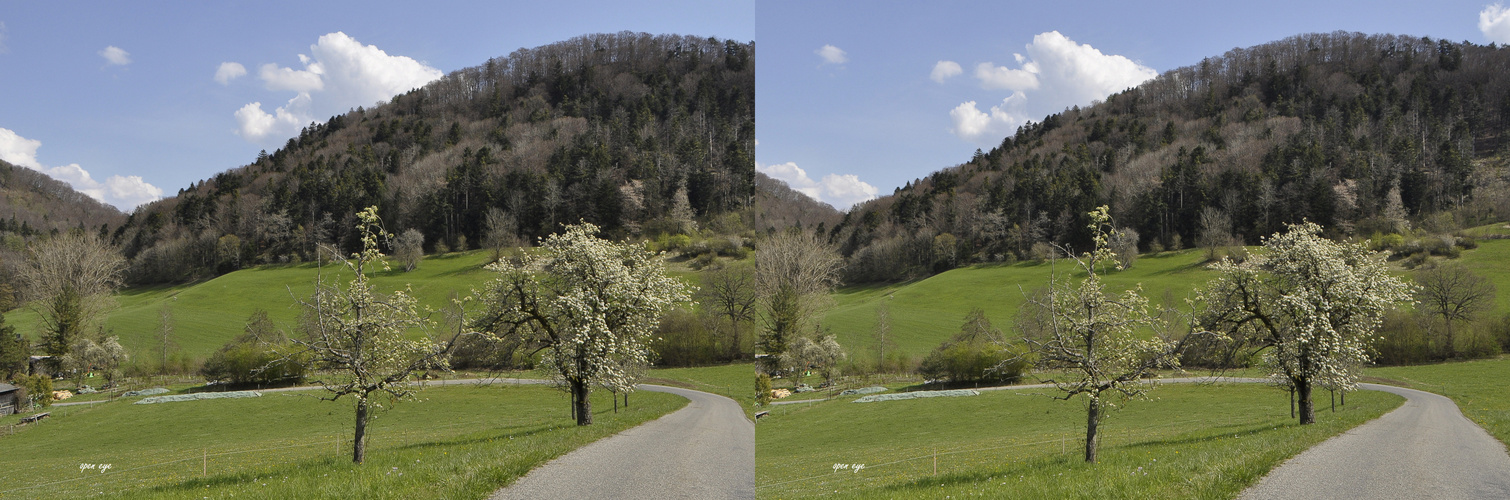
[1239,383,1510,500]
[489,384,754,500]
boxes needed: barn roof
[0,383,17,393]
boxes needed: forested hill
[0,159,124,238]
[115,32,754,284]
[834,31,1510,282]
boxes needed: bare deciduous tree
[1414,264,1495,357]
[18,232,125,358]
[393,228,425,272]
[755,230,842,372]
[698,264,758,360]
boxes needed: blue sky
[756,0,1510,211]
[0,1,753,211]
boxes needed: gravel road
[1239,383,1510,500]
[489,384,755,500]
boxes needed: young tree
[1414,264,1495,357]
[779,335,846,387]
[291,207,461,463]
[1200,221,1412,424]
[156,304,178,373]
[920,309,1026,385]
[0,314,27,380]
[393,228,425,272]
[18,232,125,359]
[482,207,518,262]
[872,301,898,372]
[755,231,841,372]
[478,221,691,426]
[59,335,128,388]
[698,264,758,360]
[1021,206,1181,463]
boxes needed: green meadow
[7,250,501,361]
[756,383,1401,499]
[0,383,682,499]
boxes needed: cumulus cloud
[214,62,247,85]
[949,93,1029,144]
[1482,3,1510,44]
[815,44,848,65]
[948,31,1155,144]
[931,60,963,83]
[758,162,878,211]
[99,45,131,66]
[234,32,443,142]
[0,127,162,210]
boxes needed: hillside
[113,32,755,284]
[0,160,123,236]
[832,32,1510,282]
[8,250,498,361]
[821,232,1510,367]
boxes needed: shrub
[201,334,306,386]
[755,373,772,406]
[12,373,52,408]
[919,309,1028,385]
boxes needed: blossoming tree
[1021,206,1181,463]
[292,207,460,464]
[479,221,690,426]
[1199,221,1412,424]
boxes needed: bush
[201,335,306,386]
[650,308,721,367]
[1372,310,1432,365]
[918,309,1028,385]
[755,373,772,406]
[12,373,52,409]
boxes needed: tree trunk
[1289,387,1295,418]
[1084,397,1101,463]
[613,391,619,413]
[353,397,369,464]
[625,392,630,408]
[572,378,593,426]
[1330,389,1335,412]
[1298,380,1315,424]
[1341,390,1346,406]
[1446,319,1456,358]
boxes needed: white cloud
[0,127,162,210]
[99,45,131,66]
[235,32,443,143]
[1482,3,1510,44]
[949,31,1155,144]
[0,127,43,169]
[974,60,1039,91]
[215,62,247,85]
[931,60,963,83]
[815,44,848,65]
[949,93,1029,145]
[258,62,323,92]
[758,162,878,211]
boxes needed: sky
[756,0,1510,211]
[0,1,753,211]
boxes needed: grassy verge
[0,383,683,499]
[1367,356,1510,446]
[756,383,1400,499]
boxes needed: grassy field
[1367,356,1510,447]
[819,235,1510,368]
[820,249,1215,365]
[756,383,1401,499]
[7,250,501,361]
[0,382,683,499]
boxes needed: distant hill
[0,159,124,239]
[115,32,754,284]
[752,171,842,234]
[832,32,1510,282]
